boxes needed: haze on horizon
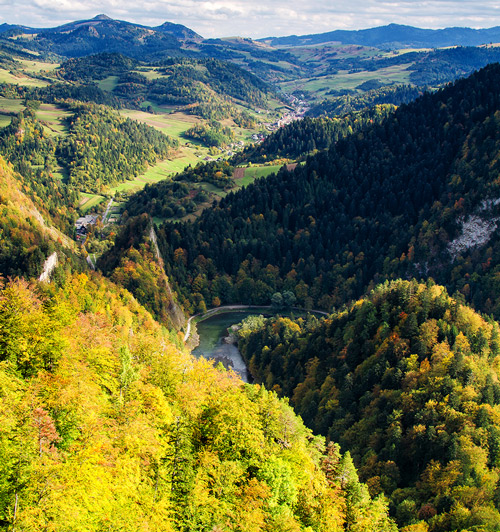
[1,0,500,39]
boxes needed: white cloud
[2,0,500,38]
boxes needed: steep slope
[0,272,396,531]
[237,280,500,530]
[146,64,500,322]
[0,154,79,280]
[97,214,186,331]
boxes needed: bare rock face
[448,198,500,260]
[149,225,186,331]
[39,252,58,283]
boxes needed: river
[191,307,328,383]
[191,310,261,383]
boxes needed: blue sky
[2,1,500,38]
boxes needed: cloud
[1,0,500,38]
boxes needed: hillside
[0,154,79,279]
[4,17,500,532]
[55,54,273,118]
[236,280,500,531]
[0,269,396,531]
[97,213,186,330]
[0,97,179,197]
[131,64,500,320]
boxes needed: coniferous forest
[3,11,500,532]
[141,65,500,318]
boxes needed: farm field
[109,149,201,195]
[120,108,202,137]
[36,103,71,136]
[0,97,24,127]
[159,162,292,224]
[97,75,119,92]
[133,68,164,81]
[79,192,106,213]
[0,68,49,87]
[18,59,59,74]
[0,99,71,135]
[278,63,413,96]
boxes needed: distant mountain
[154,20,202,42]
[0,23,40,35]
[1,14,202,59]
[260,23,500,49]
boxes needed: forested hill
[55,54,272,118]
[0,155,80,279]
[236,105,396,163]
[6,15,197,60]
[149,63,500,318]
[307,85,424,119]
[0,268,396,531]
[237,280,500,530]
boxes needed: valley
[2,12,500,532]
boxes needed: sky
[1,1,500,39]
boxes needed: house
[75,214,98,238]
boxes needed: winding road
[102,198,114,224]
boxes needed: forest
[56,54,272,119]
[307,85,424,118]
[4,18,500,531]
[124,64,500,320]
[0,100,178,201]
[124,160,233,220]
[0,271,396,531]
[237,280,500,530]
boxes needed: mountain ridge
[260,23,500,49]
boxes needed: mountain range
[260,23,500,49]
[0,14,201,59]
[3,16,500,60]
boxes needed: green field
[133,69,165,81]
[79,192,106,213]
[238,164,282,185]
[0,99,71,136]
[0,98,24,127]
[0,115,11,128]
[120,108,202,137]
[19,59,59,74]
[0,97,24,112]
[109,150,200,194]
[0,68,49,87]
[97,75,119,92]
[36,103,71,136]
[279,63,412,97]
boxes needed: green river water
[191,310,264,383]
[192,308,327,383]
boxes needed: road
[86,253,96,270]
[102,198,114,224]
